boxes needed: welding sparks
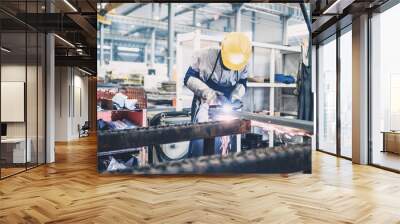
[251,120,311,137]
[213,114,237,121]
[222,104,233,113]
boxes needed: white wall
[55,67,89,141]
[1,63,46,163]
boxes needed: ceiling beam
[107,14,222,36]
[119,3,146,15]
[160,3,208,21]
[125,3,208,37]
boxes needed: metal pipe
[210,110,314,133]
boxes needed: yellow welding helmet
[221,32,252,71]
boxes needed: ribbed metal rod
[105,144,312,174]
[98,119,251,152]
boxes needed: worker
[184,32,252,157]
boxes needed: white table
[1,138,31,163]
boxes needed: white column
[352,14,369,164]
[46,32,55,163]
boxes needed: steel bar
[98,119,251,152]
[97,148,142,157]
[104,144,312,174]
[212,110,314,134]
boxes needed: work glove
[186,76,221,104]
[231,84,246,102]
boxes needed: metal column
[150,4,156,66]
[235,7,241,31]
[167,3,175,78]
[100,23,104,65]
[110,40,113,62]
[282,16,288,46]
[150,30,155,65]
[144,45,148,64]
[269,50,276,147]
[192,9,197,26]
[227,17,232,32]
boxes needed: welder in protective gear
[184,32,251,157]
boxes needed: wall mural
[96,3,313,174]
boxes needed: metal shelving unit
[175,31,301,147]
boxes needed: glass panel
[1,30,28,177]
[340,29,352,158]
[26,0,42,169]
[38,32,45,165]
[318,37,337,154]
[371,4,400,171]
[27,31,38,169]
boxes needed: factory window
[317,36,337,155]
[370,3,400,171]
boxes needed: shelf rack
[175,31,301,147]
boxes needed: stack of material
[247,76,265,83]
[161,81,176,92]
[125,73,143,86]
[147,81,176,105]
[124,87,147,109]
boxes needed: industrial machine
[149,110,191,162]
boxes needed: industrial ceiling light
[63,0,78,12]
[54,34,75,48]
[76,48,83,55]
[117,46,140,53]
[1,47,11,53]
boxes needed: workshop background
[96,3,313,174]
